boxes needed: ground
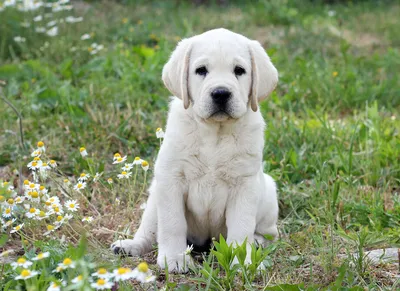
[0,0,399,290]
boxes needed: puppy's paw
[157,253,193,273]
[111,239,141,257]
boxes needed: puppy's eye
[234,66,246,76]
[195,66,208,76]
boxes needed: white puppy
[111,28,279,273]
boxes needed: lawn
[0,0,399,290]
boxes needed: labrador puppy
[112,28,279,273]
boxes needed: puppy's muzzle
[211,87,231,107]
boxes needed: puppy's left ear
[162,38,192,109]
[249,40,278,112]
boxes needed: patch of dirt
[327,25,385,48]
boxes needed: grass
[0,0,399,290]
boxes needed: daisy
[49,160,57,168]
[31,149,42,157]
[156,127,165,138]
[35,27,46,33]
[11,257,33,269]
[46,26,58,37]
[71,274,83,284]
[27,160,41,170]
[113,153,121,161]
[113,155,127,164]
[107,178,113,184]
[113,267,134,281]
[82,216,93,223]
[25,207,39,219]
[15,269,40,280]
[36,210,49,220]
[44,224,56,236]
[65,199,79,212]
[14,36,26,43]
[121,163,133,171]
[132,156,143,165]
[32,252,50,261]
[27,182,39,191]
[73,182,87,191]
[117,171,132,179]
[65,16,83,23]
[93,172,103,182]
[37,141,46,153]
[46,196,60,206]
[15,196,25,204]
[2,208,12,218]
[57,258,75,270]
[2,218,16,229]
[141,161,149,171]
[47,282,62,291]
[80,147,88,157]
[47,20,57,27]
[5,198,15,207]
[90,278,113,290]
[132,262,156,283]
[78,173,90,182]
[184,244,194,255]
[33,15,43,22]
[81,33,91,40]
[64,179,71,185]
[92,268,113,279]
[39,185,48,195]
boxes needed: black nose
[211,87,231,106]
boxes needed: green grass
[0,0,399,290]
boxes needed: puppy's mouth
[209,110,231,121]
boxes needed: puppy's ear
[162,38,192,109]
[249,40,278,112]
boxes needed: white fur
[111,28,279,273]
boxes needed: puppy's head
[162,28,278,122]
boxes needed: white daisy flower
[73,182,87,191]
[26,182,39,191]
[49,160,57,168]
[11,257,33,269]
[31,149,42,157]
[93,172,103,182]
[14,36,26,43]
[4,0,16,7]
[156,127,165,138]
[57,258,75,270]
[82,216,93,223]
[81,33,91,40]
[117,171,132,179]
[80,147,88,157]
[25,207,40,219]
[2,208,12,218]
[92,268,113,279]
[65,200,79,212]
[33,15,43,22]
[39,185,48,195]
[36,210,49,221]
[46,196,60,206]
[132,262,156,283]
[71,274,83,284]
[5,198,15,207]
[113,267,134,281]
[132,156,143,165]
[65,16,83,23]
[107,178,113,184]
[32,252,50,261]
[46,26,58,37]
[113,155,127,164]
[40,162,51,172]
[21,22,31,28]
[47,282,62,291]
[15,269,40,280]
[121,163,133,171]
[44,224,56,236]
[78,173,90,182]
[47,20,57,27]
[27,159,42,170]
[15,196,25,204]
[35,27,46,33]
[37,141,46,153]
[184,244,194,255]
[2,218,16,229]
[141,161,149,172]
[63,179,71,186]
[90,278,113,290]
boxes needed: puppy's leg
[255,173,279,247]
[155,180,192,273]
[111,181,158,256]
[226,177,258,265]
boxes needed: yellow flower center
[3,181,9,186]
[97,279,106,286]
[21,269,31,277]
[80,173,86,177]
[98,268,107,274]
[45,201,51,206]
[17,258,26,264]
[47,225,55,231]
[7,198,14,205]
[32,162,38,167]
[156,127,162,132]
[24,180,29,185]
[142,161,149,167]
[64,179,69,183]
[117,157,122,162]
[42,163,48,167]
[57,215,63,221]
[332,71,338,77]
[114,153,121,158]
[37,253,44,259]
[29,184,35,189]
[137,262,149,273]
[108,178,112,182]
[77,184,82,188]
[29,208,36,213]
[69,203,75,209]
[15,225,21,230]
[76,275,83,281]
[5,208,11,214]
[39,211,45,217]
[80,147,86,152]
[54,207,60,212]
[50,160,56,164]
[37,141,44,147]
[88,47,94,52]
[63,258,72,265]
[134,157,140,161]
[31,191,39,198]
[0,195,4,202]
[121,171,127,175]
[117,267,128,275]
[33,157,40,161]
[40,186,45,190]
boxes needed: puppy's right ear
[162,38,192,109]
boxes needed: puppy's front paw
[157,253,193,273]
[111,239,141,257]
